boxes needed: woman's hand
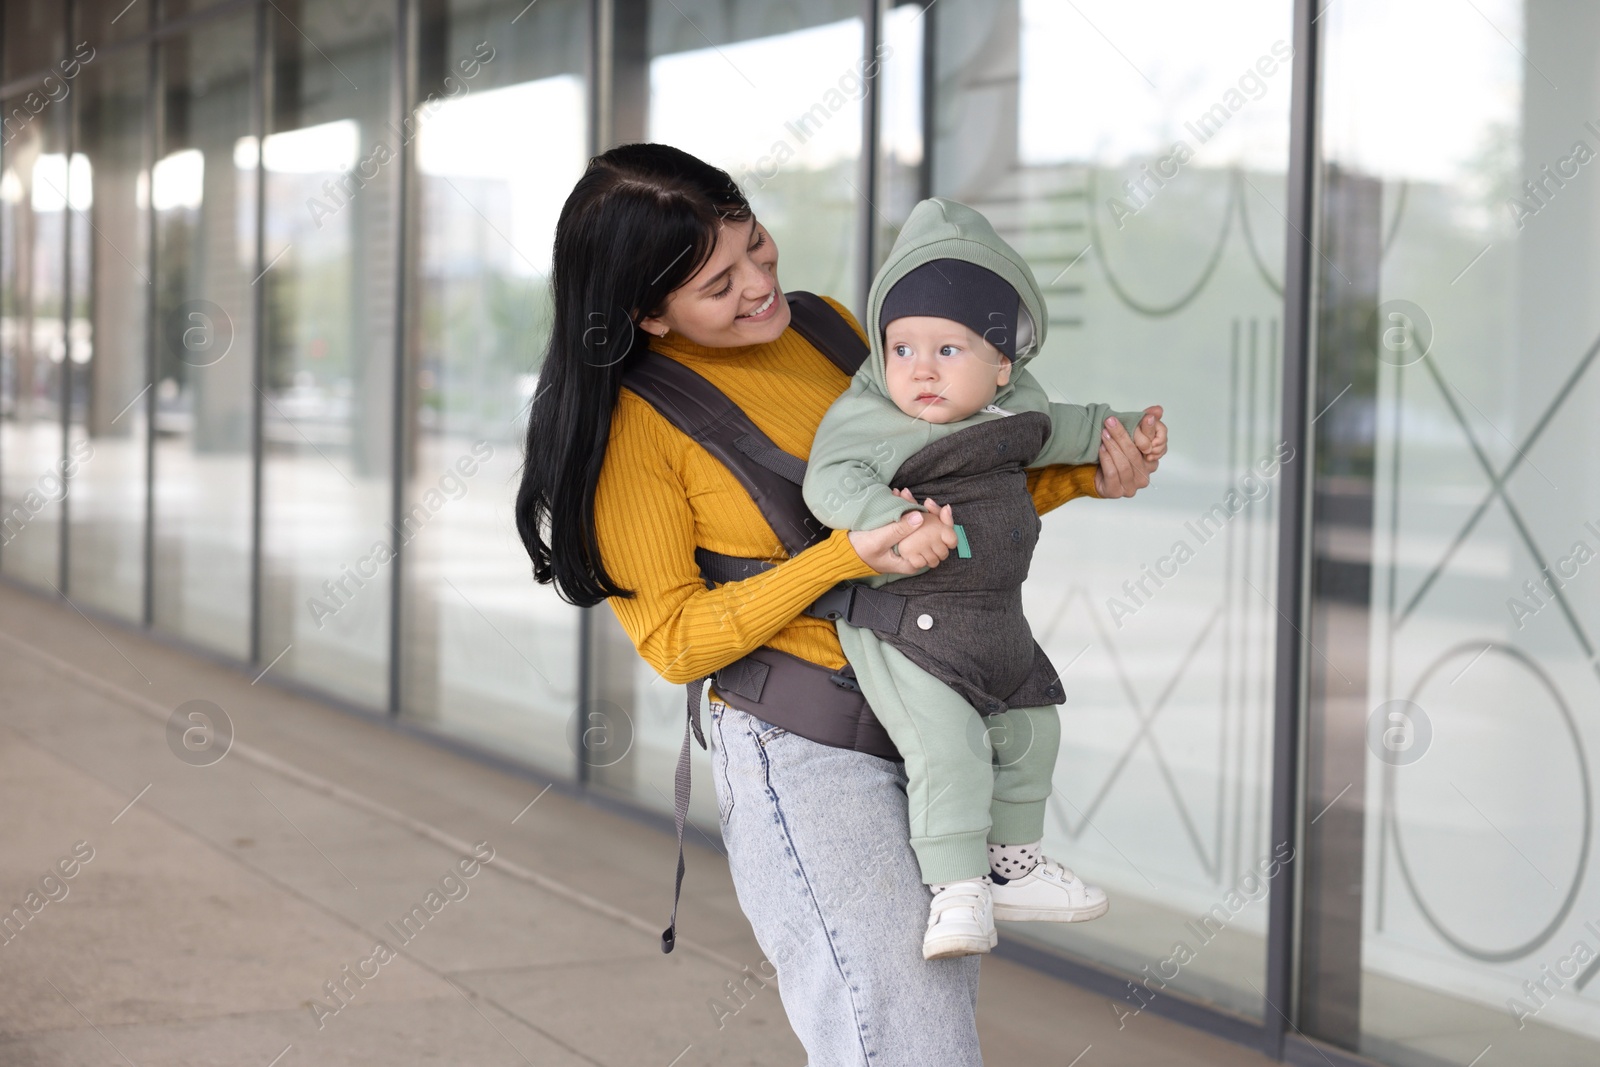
[1095,406,1167,498]
[847,492,958,574]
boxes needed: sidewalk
[0,580,1274,1066]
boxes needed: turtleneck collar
[645,328,767,364]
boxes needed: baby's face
[882,316,1013,423]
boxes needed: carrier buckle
[828,665,862,693]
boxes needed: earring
[657,327,670,338]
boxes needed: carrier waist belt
[708,646,900,763]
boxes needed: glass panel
[648,0,865,314]
[77,0,150,47]
[4,2,65,83]
[1317,1,1600,1064]
[877,1,925,252]
[0,92,67,589]
[257,0,396,704]
[67,48,148,622]
[151,16,255,658]
[398,0,586,776]
[161,0,238,25]
[932,0,1292,1019]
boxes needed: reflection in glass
[0,95,67,589]
[876,2,925,252]
[68,49,148,621]
[399,0,586,775]
[4,1,67,82]
[257,0,397,705]
[933,0,1292,1019]
[151,17,256,658]
[77,0,150,48]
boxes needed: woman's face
[639,216,789,347]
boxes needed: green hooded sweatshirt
[801,196,1142,535]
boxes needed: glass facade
[68,39,147,622]
[399,0,588,776]
[150,13,257,657]
[1,2,1596,1063]
[257,0,397,704]
[927,0,1296,1020]
[1304,2,1600,1064]
[1,73,68,592]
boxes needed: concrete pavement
[0,580,1275,1066]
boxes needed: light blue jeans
[708,699,984,1066]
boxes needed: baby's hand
[1133,405,1167,462]
[890,493,957,569]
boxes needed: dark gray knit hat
[878,258,1020,360]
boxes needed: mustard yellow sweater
[593,297,1101,688]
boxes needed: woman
[516,144,1165,1065]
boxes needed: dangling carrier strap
[620,291,908,953]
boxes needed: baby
[802,197,1165,959]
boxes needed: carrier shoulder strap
[620,355,822,555]
[784,290,869,378]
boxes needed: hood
[861,197,1048,402]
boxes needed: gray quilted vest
[873,409,1065,715]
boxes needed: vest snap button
[916,613,934,630]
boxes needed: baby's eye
[939,344,960,357]
[892,343,912,358]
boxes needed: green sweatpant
[836,622,1061,885]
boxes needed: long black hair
[515,144,753,606]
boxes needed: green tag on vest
[953,524,971,558]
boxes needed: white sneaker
[988,856,1109,923]
[922,878,996,960]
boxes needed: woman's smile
[738,288,779,321]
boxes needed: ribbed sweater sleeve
[595,392,880,684]
[1026,462,1101,514]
